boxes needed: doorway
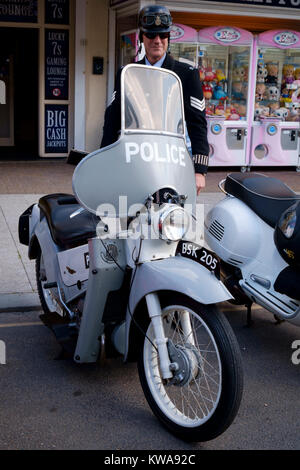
[0,28,38,159]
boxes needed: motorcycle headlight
[158,205,190,242]
[279,208,297,239]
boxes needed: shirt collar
[145,53,166,68]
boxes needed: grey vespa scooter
[19,64,243,442]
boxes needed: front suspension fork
[145,293,196,379]
[145,293,173,380]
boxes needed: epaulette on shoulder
[175,60,197,73]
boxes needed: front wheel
[138,294,243,442]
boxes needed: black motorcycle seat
[38,193,97,247]
[224,173,300,228]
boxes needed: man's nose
[153,35,162,43]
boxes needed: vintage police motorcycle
[205,172,300,327]
[19,64,243,442]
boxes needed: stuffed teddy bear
[256,83,266,101]
[265,63,278,84]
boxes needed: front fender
[130,256,232,311]
[124,256,232,361]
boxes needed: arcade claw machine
[197,26,254,169]
[169,23,199,67]
[250,30,300,169]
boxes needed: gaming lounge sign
[0,0,37,22]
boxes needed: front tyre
[138,294,243,442]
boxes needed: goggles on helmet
[140,13,172,29]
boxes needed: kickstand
[246,303,253,327]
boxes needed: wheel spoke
[143,305,222,427]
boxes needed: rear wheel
[138,294,243,442]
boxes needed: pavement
[0,159,299,313]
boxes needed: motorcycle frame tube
[123,255,232,361]
[74,237,126,363]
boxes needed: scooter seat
[38,193,98,247]
[224,173,300,228]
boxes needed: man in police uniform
[101,5,209,195]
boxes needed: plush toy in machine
[205,103,215,115]
[202,84,213,100]
[226,107,241,120]
[292,87,300,103]
[294,68,300,81]
[215,103,226,116]
[282,64,295,86]
[204,67,216,83]
[254,103,269,120]
[213,84,227,101]
[199,67,205,81]
[269,102,280,114]
[255,83,266,101]
[232,82,245,100]
[281,87,292,104]
[256,64,268,83]
[235,103,247,118]
[288,103,300,121]
[265,63,278,84]
[233,66,246,82]
[215,69,226,83]
[273,107,289,120]
[267,85,280,101]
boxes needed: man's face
[143,32,169,64]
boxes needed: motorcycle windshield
[122,65,184,136]
[73,64,196,217]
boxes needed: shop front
[0,0,74,159]
[0,0,109,159]
[112,0,300,169]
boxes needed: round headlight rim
[158,205,190,242]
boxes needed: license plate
[176,241,220,279]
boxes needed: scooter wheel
[137,293,243,442]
